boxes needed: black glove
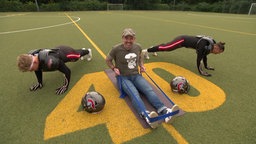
[55,76,69,95]
[30,83,43,91]
[199,64,212,77]
[55,85,68,95]
[200,71,212,77]
[205,66,215,70]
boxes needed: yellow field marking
[44,13,227,143]
[163,124,188,144]
[44,62,226,143]
[65,13,107,58]
[44,71,152,143]
[0,15,80,35]
[144,62,226,112]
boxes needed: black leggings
[55,45,89,62]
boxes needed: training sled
[105,69,185,128]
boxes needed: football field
[0,11,256,144]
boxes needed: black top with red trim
[29,48,71,86]
[171,35,216,73]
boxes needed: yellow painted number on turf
[145,62,226,112]
[44,62,226,143]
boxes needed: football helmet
[81,91,105,113]
[170,76,190,94]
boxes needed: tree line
[1,0,255,14]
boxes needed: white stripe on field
[0,16,80,35]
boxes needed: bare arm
[105,56,115,70]
[106,56,120,75]
[139,51,146,72]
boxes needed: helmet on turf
[81,91,106,113]
[170,76,190,94]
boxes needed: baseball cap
[122,28,135,37]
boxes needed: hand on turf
[55,85,68,95]
[205,66,215,70]
[30,83,43,91]
[200,71,212,77]
[55,77,69,95]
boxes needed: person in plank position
[17,45,92,95]
[142,35,225,76]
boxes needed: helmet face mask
[170,76,190,94]
[81,91,105,113]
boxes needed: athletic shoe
[86,48,92,61]
[142,49,150,59]
[153,52,158,56]
[80,48,86,60]
[145,111,159,129]
[163,105,179,124]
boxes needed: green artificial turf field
[0,11,255,144]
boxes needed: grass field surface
[0,11,255,144]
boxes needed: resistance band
[117,75,179,123]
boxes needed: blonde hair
[17,54,33,72]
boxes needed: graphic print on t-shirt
[125,53,137,69]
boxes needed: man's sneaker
[163,105,179,124]
[153,52,158,56]
[86,48,92,61]
[142,49,150,60]
[145,111,159,129]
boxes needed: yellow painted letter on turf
[44,71,154,143]
[44,62,225,143]
[144,62,226,112]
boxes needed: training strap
[144,72,175,105]
[117,76,126,98]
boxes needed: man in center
[105,28,179,129]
